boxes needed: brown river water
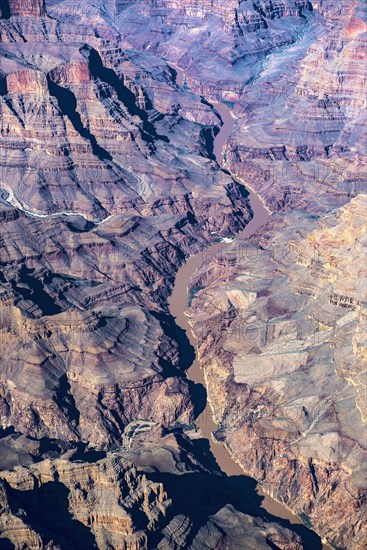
[168,63,330,549]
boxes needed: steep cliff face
[114,0,366,216]
[113,2,367,546]
[187,196,367,549]
[0,181,250,444]
[0,40,234,220]
[0,0,251,448]
[113,0,314,90]
[0,0,46,17]
[0,0,365,548]
[224,0,367,214]
[0,435,305,550]
[0,452,170,549]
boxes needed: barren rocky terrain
[0,0,366,549]
[0,432,308,549]
[188,196,367,550]
[0,0,252,446]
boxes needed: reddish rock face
[347,16,367,38]
[2,0,46,17]
[48,61,92,85]
[6,70,48,94]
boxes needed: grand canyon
[0,1,366,549]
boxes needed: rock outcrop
[112,1,367,546]
[187,196,367,549]
[0,435,305,549]
[114,0,314,94]
[0,0,251,448]
[0,452,170,549]
[223,0,367,215]
[1,0,46,18]
[0,0,365,548]
[115,0,366,216]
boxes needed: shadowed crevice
[10,265,62,316]
[150,311,195,372]
[200,126,218,160]
[0,538,14,549]
[0,1,11,19]
[47,76,112,162]
[7,481,97,549]
[0,76,8,94]
[146,472,324,550]
[83,46,169,145]
[2,97,25,128]
[149,310,207,420]
[53,374,80,433]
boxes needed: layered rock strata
[115,2,367,547]
[0,435,304,550]
[188,196,367,549]
[0,0,46,18]
[0,0,366,548]
[116,0,366,216]
[0,2,251,447]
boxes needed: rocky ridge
[114,0,366,216]
[0,0,365,548]
[0,434,305,549]
[187,196,367,549]
[114,1,367,547]
[0,0,251,447]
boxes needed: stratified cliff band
[0,1,366,549]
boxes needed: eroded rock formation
[0,0,251,447]
[0,0,365,548]
[188,196,367,549]
[0,0,46,18]
[0,435,305,549]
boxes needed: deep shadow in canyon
[47,76,112,162]
[84,47,169,145]
[150,310,207,420]
[147,470,324,550]
[7,481,97,549]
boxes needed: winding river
[168,64,329,548]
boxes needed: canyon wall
[0,0,365,548]
[115,0,367,547]
[188,196,367,549]
[0,1,251,447]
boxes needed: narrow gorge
[168,65,331,549]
